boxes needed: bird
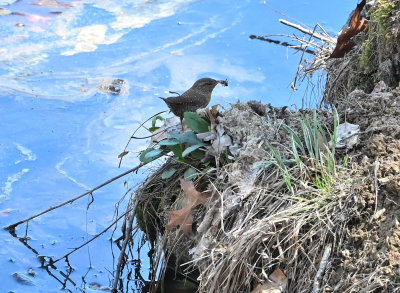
[160,78,228,130]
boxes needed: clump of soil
[323,83,400,292]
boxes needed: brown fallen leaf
[250,268,287,293]
[167,208,193,236]
[166,179,215,236]
[330,0,368,58]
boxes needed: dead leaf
[250,268,287,293]
[167,208,193,236]
[210,104,225,118]
[166,179,215,236]
[269,268,287,288]
[330,0,367,58]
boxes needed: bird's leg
[180,117,184,132]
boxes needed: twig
[249,35,316,55]
[4,163,144,232]
[369,160,380,223]
[312,243,332,293]
[118,111,166,167]
[112,198,139,292]
[279,19,336,44]
[293,24,319,90]
[321,58,351,106]
[263,2,310,30]
[51,210,136,264]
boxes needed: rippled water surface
[0,0,354,292]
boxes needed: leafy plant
[263,107,341,195]
[139,112,211,180]
[184,112,210,133]
[149,115,164,133]
[266,141,295,195]
[292,108,340,192]
[162,168,177,179]
[139,148,163,163]
[184,167,197,181]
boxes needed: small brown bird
[160,78,228,129]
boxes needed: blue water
[0,0,354,291]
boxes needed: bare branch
[279,19,336,44]
[112,198,139,292]
[51,210,136,264]
[4,163,145,232]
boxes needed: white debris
[335,122,360,149]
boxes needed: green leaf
[182,143,205,157]
[190,149,205,160]
[183,112,210,133]
[145,149,163,159]
[152,115,164,128]
[172,131,203,146]
[139,148,154,163]
[283,124,305,154]
[139,148,163,163]
[149,126,160,133]
[184,167,197,181]
[167,144,183,159]
[162,168,177,179]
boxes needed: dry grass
[133,102,360,292]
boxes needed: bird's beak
[218,79,228,87]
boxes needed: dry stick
[249,35,316,55]
[4,163,144,231]
[279,19,336,44]
[51,209,136,264]
[312,243,332,293]
[321,58,351,107]
[112,199,139,292]
[370,160,380,223]
[118,111,166,167]
[292,24,319,93]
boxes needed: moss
[358,1,399,77]
[370,0,397,35]
[359,35,376,73]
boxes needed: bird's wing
[162,94,189,105]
